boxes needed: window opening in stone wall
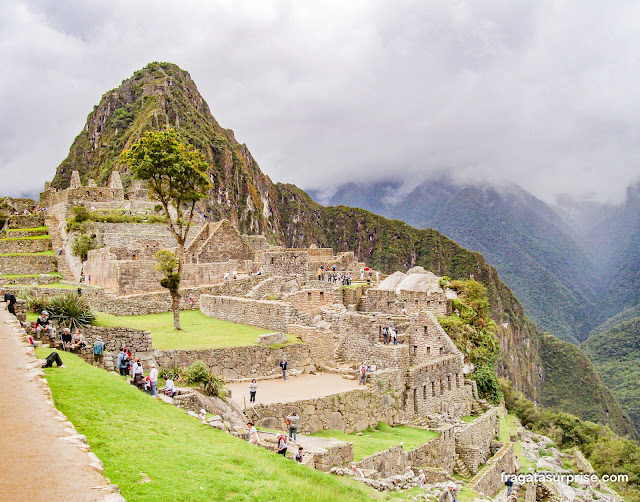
[426,346,431,356]
[413,388,418,412]
[424,326,428,334]
[439,347,444,355]
[413,345,417,356]
[432,381,436,397]
[307,292,312,300]
[447,375,451,391]
[423,384,427,400]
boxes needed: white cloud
[1,0,639,203]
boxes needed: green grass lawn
[35,349,379,502]
[0,250,54,256]
[0,234,51,241]
[1,272,61,279]
[11,282,79,290]
[311,423,439,461]
[500,413,533,473]
[5,226,47,232]
[93,310,299,350]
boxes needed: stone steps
[454,456,472,478]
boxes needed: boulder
[257,332,287,345]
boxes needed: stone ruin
[26,175,515,497]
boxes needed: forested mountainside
[49,61,635,437]
[582,318,640,433]
[311,181,602,344]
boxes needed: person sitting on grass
[293,446,304,463]
[35,311,55,340]
[164,378,177,397]
[41,351,64,368]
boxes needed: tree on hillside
[120,128,211,330]
[154,250,182,328]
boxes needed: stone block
[258,332,287,345]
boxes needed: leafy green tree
[71,233,98,261]
[154,250,182,329]
[121,129,211,329]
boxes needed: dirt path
[226,372,362,409]
[0,309,121,501]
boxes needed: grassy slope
[36,349,378,502]
[94,310,298,350]
[11,282,78,290]
[5,226,48,232]
[582,318,640,433]
[0,234,51,240]
[311,423,438,461]
[0,250,54,256]
[1,272,62,279]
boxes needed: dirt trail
[0,309,120,501]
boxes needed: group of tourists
[317,266,353,285]
[115,347,168,397]
[358,362,376,384]
[246,411,304,462]
[381,324,398,345]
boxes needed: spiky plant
[45,292,95,330]
[200,372,227,399]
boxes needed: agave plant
[45,292,95,330]
[25,292,49,314]
[200,372,227,399]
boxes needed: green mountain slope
[582,318,640,433]
[48,61,635,437]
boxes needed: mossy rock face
[49,61,634,437]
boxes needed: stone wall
[14,298,26,322]
[306,440,353,472]
[456,408,500,473]
[258,249,309,277]
[0,255,58,275]
[189,220,255,263]
[356,445,407,476]
[200,295,299,332]
[467,443,515,497]
[5,214,44,229]
[405,312,460,365]
[0,237,51,254]
[247,385,402,434]
[406,425,456,474]
[286,324,334,368]
[405,355,470,419]
[154,343,313,380]
[366,289,452,317]
[284,288,336,312]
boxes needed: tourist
[375,271,380,282]
[293,446,304,463]
[249,379,258,403]
[351,464,364,478]
[164,378,177,397]
[132,358,144,389]
[61,328,72,351]
[317,267,323,281]
[224,272,229,281]
[232,270,237,280]
[35,311,55,340]
[359,363,367,385]
[418,469,426,487]
[77,286,82,296]
[41,351,64,368]
[70,329,86,352]
[401,305,407,316]
[88,274,91,283]
[247,422,260,445]
[149,363,158,396]
[359,267,364,280]
[198,408,207,423]
[505,476,514,496]
[56,247,63,256]
[280,357,288,381]
[188,294,195,309]
[2,289,17,316]
[116,347,129,376]
[27,334,37,348]
[382,325,389,345]
[93,336,104,363]
[286,412,299,441]
[405,466,414,478]
[276,435,288,456]
[391,326,398,345]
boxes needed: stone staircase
[454,455,472,478]
[45,216,76,282]
[471,398,491,415]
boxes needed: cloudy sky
[1,0,639,204]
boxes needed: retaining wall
[467,443,515,497]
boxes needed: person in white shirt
[149,363,158,396]
[164,378,176,397]
[247,422,260,445]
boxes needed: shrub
[200,372,227,399]
[45,292,95,330]
[72,233,98,261]
[25,293,49,315]
[185,360,209,384]
[472,365,503,404]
